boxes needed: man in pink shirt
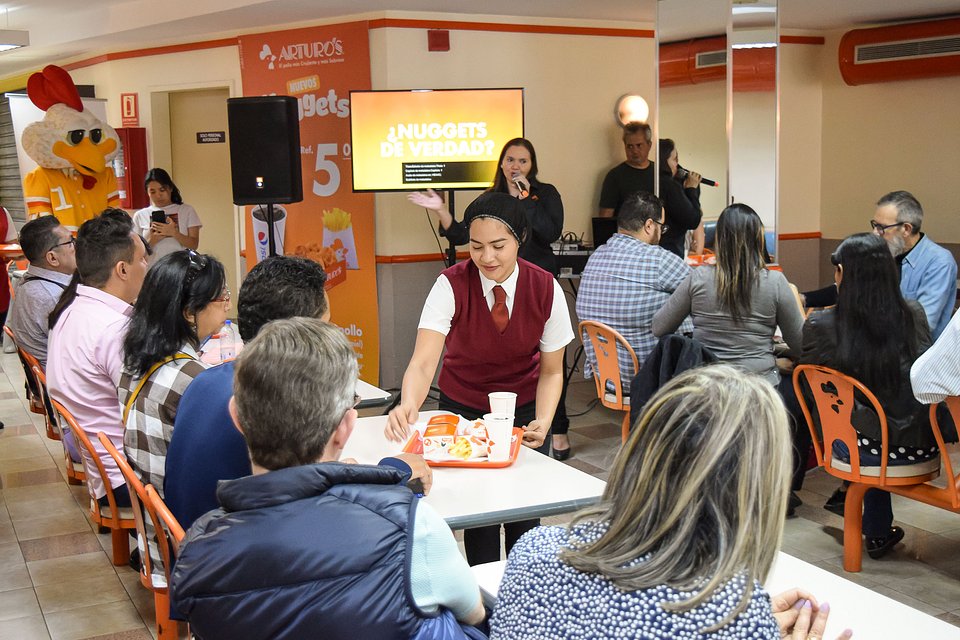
[47,208,149,506]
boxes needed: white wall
[370,24,656,255]
[819,28,960,242]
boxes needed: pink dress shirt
[47,285,132,499]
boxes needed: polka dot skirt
[489,525,780,639]
[858,437,938,463]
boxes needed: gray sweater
[652,266,804,385]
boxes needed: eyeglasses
[47,238,75,252]
[184,249,208,287]
[649,219,670,234]
[353,393,362,408]
[869,220,905,234]
[214,287,231,303]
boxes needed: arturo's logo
[259,44,277,69]
[278,37,344,64]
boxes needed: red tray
[402,427,523,468]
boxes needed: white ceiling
[1,0,959,81]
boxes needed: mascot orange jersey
[21,65,121,231]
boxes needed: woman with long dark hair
[120,249,228,495]
[657,138,702,257]
[490,365,846,639]
[652,203,804,386]
[132,168,202,264]
[799,233,937,558]
[408,138,573,457]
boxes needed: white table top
[472,551,960,638]
[341,411,606,529]
[356,378,392,407]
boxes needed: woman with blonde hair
[490,365,849,639]
[652,203,803,386]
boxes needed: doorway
[166,88,240,297]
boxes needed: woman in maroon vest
[386,191,574,565]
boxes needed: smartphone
[150,210,167,224]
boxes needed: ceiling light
[0,29,28,52]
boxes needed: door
[168,88,240,297]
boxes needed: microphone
[677,165,718,187]
[511,175,529,198]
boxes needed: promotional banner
[238,21,378,382]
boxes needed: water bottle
[220,320,236,362]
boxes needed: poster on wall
[237,21,379,383]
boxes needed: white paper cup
[251,205,287,263]
[483,412,514,462]
[488,391,517,418]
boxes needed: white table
[472,552,960,638]
[342,411,606,529]
[356,378,392,408]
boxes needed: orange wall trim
[781,35,826,45]
[368,18,654,39]
[61,38,239,72]
[376,251,470,264]
[779,231,822,240]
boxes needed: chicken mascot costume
[21,65,121,231]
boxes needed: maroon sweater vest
[438,259,554,411]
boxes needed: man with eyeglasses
[6,215,76,366]
[802,191,957,341]
[870,190,957,339]
[577,191,692,393]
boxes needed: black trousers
[439,393,550,565]
[552,348,570,436]
[778,373,812,491]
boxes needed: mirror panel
[728,0,779,249]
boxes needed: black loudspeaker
[227,96,303,205]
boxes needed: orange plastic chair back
[793,364,939,488]
[32,365,84,484]
[579,321,639,442]
[930,397,960,509]
[51,399,134,565]
[146,484,186,564]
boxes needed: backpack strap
[122,353,193,424]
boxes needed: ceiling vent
[839,17,960,85]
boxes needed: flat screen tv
[349,88,524,192]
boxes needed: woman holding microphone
[387,191,573,565]
[409,138,573,457]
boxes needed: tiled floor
[2,350,960,638]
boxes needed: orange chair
[579,321,639,442]
[51,399,135,565]
[3,325,59,440]
[792,364,941,571]
[32,366,85,485]
[145,484,185,566]
[98,435,178,640]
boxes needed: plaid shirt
[119,343,207,585]
[120,343,208,493]
[576,233,692,392]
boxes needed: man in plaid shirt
[577,191,692,393]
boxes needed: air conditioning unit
[839,17,960,86]
[659,36,774,91]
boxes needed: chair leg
[620,411,630,443]
[154,590,177,640]
[110,528,131,566]
[66,474,82,486]
[843,483,869,572]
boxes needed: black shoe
[552,447,571,461]
[787,492,802,517]
[823,488,847,516]
[128,547,142,572]
[866,526,905,559]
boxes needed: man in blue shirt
[871,190,957,339]
[577,191,691,393]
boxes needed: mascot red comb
[21,65,121,231]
